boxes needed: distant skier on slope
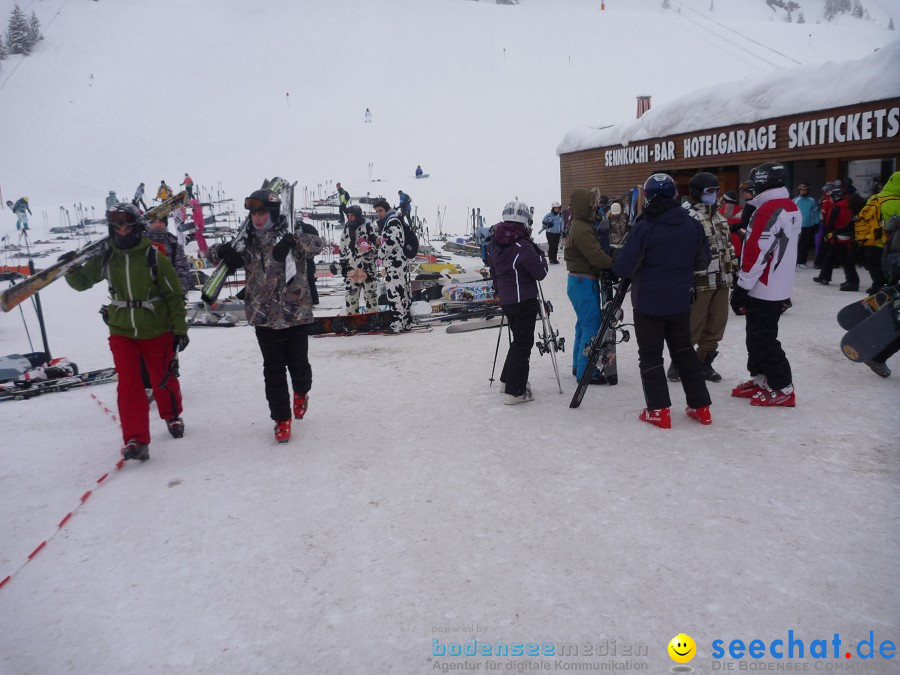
[11,196,31,232]
[181,173,195,200]
[156,180,173,202]
[133,182,148,211]
[397,190,413,227]
[336,182,350,225]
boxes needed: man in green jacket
[65,203,188,462]
[563,188,614,384]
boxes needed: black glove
[173,334,190,353]
[272,233,297,263]
[217,242,243,270]
[329,262,338,276]
[58,251,77,265]
[730,284,750,316]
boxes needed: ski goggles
[702,185,720,195]
[244,197,272,212]
[106,209,140,226]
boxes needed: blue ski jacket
[613,198,710,316]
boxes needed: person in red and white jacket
[729,162,801,407]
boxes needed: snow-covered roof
[557,39,900,155]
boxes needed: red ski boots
[750,385,796,407]
[639,407,671,429]
[293,392,309,420]
[274,419,292,443]
[686,406,712,425]
[731,379,763,398]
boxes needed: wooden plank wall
[559,98,900,203]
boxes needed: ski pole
[489,313,507,386]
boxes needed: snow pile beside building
[557,39,900,155]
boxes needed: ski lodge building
[557,42,900,202]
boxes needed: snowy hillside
[1,1,899,674]
[0,0,896,227]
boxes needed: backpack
[854,195,899,247]
[401,220,419,259]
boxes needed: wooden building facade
[559,97,900,203]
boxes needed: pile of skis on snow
[0,352,117,402]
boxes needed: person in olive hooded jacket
[64,202,189,462]
[563,187,614,383]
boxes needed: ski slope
[1,1,899,673]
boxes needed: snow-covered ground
[1,1,899,673]
[1,246,898,673]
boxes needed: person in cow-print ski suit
[374,198,412,332]
[340,205,379,313]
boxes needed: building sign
[601,104,899,168]
[788,107,899,148]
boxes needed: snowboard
[441,280,494,302]
[308,310,395,335]
[415,173,431,179]
[0,192,188,313]
[569,280,630,409]
[411,262,465,275]
[839,303,900,363]
[836,285,898,330]
[0,367,117,402]
[445,316,503,333]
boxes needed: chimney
[636,95,651,119]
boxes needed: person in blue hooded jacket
[486,200,548,405]
[613,173,712,429]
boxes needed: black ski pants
[860,245,887,291]
[818,239,859,285]
[634,310,710,410]
[744,297,792,391]
[500,298,539,397]
[255,324,312,422]
[546,232,561,263]
[797,227,816,265]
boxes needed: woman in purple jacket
[486,200,549,405]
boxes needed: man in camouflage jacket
[209,189,324,442]
[679,173,738,383]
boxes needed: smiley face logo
[668,633,696,663]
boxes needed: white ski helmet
[502,200,531,226]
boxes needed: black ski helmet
[245,189,281,218]
[748,162,786,194]
[722,190,739,204]
[688,172,720,202]
[106,202,146,248]
[643,173,677,202]
[345,205,364,221]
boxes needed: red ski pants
[109,332,182,445]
